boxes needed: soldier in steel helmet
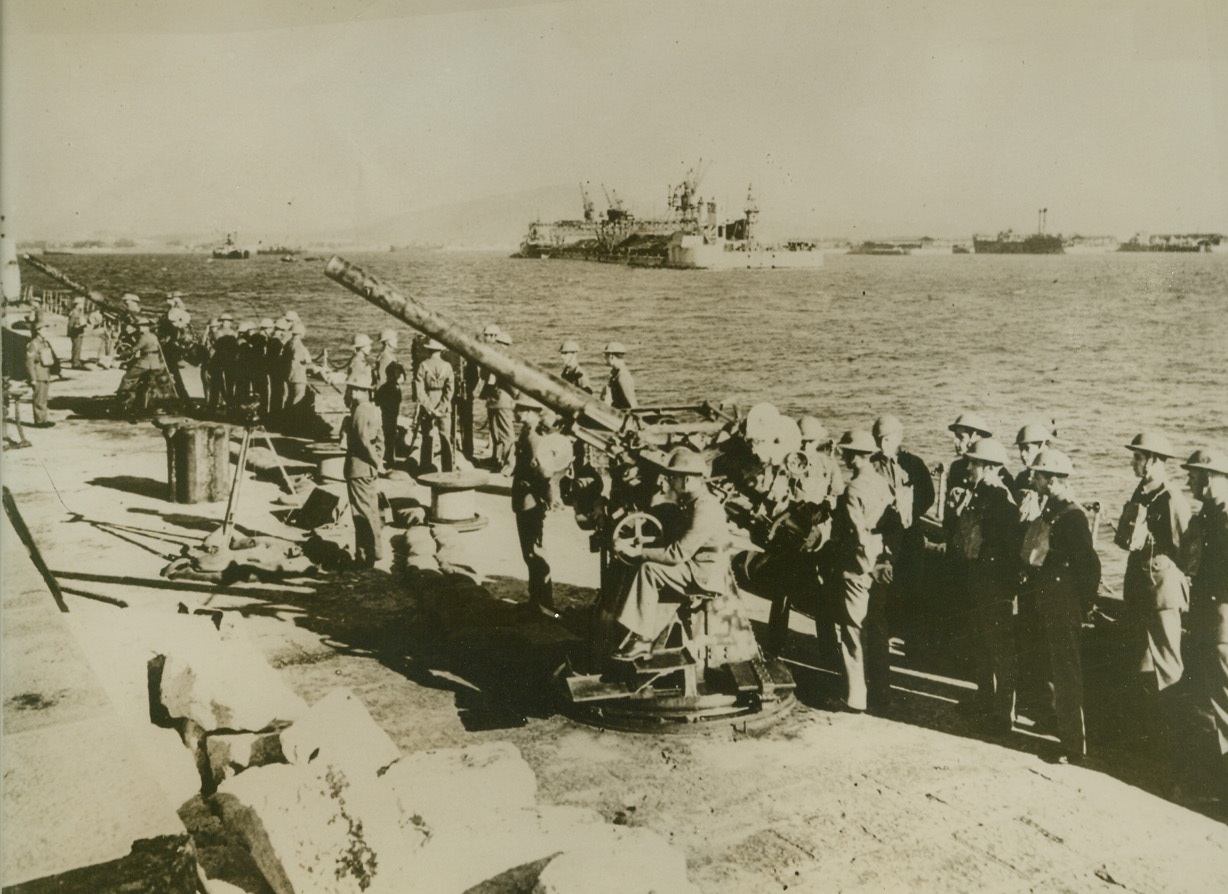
[1116,431,1192,764]
[559,339,592,394]
[956,438,1021,732]
[1013,422,1053,506]
[1013,421,1055,727]
[511,394,571,621]
[373,329,399,390]
[1023,447,1101,763]
[823,430,894,713]
[342,375,384,568]
[1181,448,1228,798]
[611,447,730,660]
[600,341,637,410]
[484,330,518,473]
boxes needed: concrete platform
[3,361,1227,893]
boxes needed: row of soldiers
[738,408,1226,792]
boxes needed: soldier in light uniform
[1181,448,1228,800]
[871,415,935,656]
[957,438,1021,732]
[1117,431,1191,763]
[483,331,518,473]
[512,395,571,620]
[825,430,894,713]
[612,447,730,660]
[284,321,314,411]
[346,333,374,391]
[342,378,384,568]
[460,324,500,462]
[1023,448,1100,763]
[414,339,454,473]
[67,296,89,369]
[373,329,399,390]
[24,321,57,427]
[600,341,637,410]
[115,317,167,416]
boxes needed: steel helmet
[496,331,512,346]
[72,295,86,305]
[274,317,292,331]
[218,311,235,322]
[292,322,306,336]
[1016,422,1052,446]
[559,339,581,353]
[122,293,141,305]
[1125,431,1177,459]
[948,411,992,437]
[837,429,878,455]
[483,324,501,337]
[259,317,275,330]
[798,415,828,443]
[1182,448,1228,476]
[237,320,254,333]
[352,333,372,349]
[965,438,1010,466]
[284,310,301,323]
[654,446,709,476]
[378,328,398,345]
[1029,447,1074,477]
[604,341,626,355]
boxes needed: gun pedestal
[418,470,489,532]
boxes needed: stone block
[159,635,307,733]
[279,687,400,779]
[383,741,537,829]
[206,731,286,787]
[214,762,426,894]
[532,825,700,894]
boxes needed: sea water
[42,250,1228,585]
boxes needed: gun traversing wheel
[610,511,663,561]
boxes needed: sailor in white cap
[414,338,454,472]
[1024,447,1100,764]
[1182,448,1228,795]
[600,340,637,410]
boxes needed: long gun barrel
[18,254,129,317]
[323,255,627,437]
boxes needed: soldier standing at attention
[484,331,518,473]
[211,313,239,412]
[284,322,314,412]
[461,324,500,462]
[798,417,843,506]
[67,296,89,369]
[826,430,894,713]
[414,339,454,473]
[24,321,57,428]
[559,340,592,393]
[957,438,1021,732]
[1116,431,1191,762]
[1013,423,1053,502]
[267,318,291,415]
[1181,448,1228,800]
[871,415,935,653]
[1013,421,1054,725]
[512,396,569,620]
[374,361,405,467]
[342,378,384,568]
[600,341,637,410]
[1023,448,1100,764]
[347,333,374,390]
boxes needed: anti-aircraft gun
[323,256,797,730]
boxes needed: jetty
[2,303,1226,892]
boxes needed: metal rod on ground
[3,486,69,612]
[215,426,253,548]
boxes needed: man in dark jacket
[1024,448,1101,763]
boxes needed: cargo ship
[513,165,822,269]
[1117,233,1225,252]
[973,209,1064,254]
[211,233,250,260]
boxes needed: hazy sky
[3,0,1226,241]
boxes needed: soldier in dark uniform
[1013,421,1055,727]
[559,339,592,393]
[342,378,384,568]
[1116,431,1191,764]
[414,339,454,473]
[374,360,405,467]
[871,415,935,655]
[1023,448,1100,764]
[1182,448,1228,799]
[267,318,291,416]
[600,341,637,410]
[956,438,1021,732]
[210,313,239,413]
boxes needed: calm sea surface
[43,250,1228,584]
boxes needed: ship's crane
[670,159,711,219]
[601,184,629,223]
[580,182,595,222]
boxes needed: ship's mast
[580,182,594,222]
[744,184,760,245]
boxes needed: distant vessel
[849,241,910,256]
[514,165,822,270]
[257,243,300,256]
[211,233,250,260]
[1117,233,1225,253]
[974,209,1064,254]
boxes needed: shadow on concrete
[88,475,167,500]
